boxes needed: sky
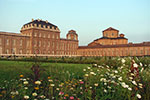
[0,0,150,45]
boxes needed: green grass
[0,60,90,82]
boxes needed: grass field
[0,60,89,82]
[0,57,150,100]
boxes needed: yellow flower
[0,94,3,97]
[48,77,51,79]
[65,94,69,97]
[20,75,24,78]
[1,90,6,94]
[34,87,39,90]
[11,95,15,98]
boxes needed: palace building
[0,19,150,57]
[0,19,78,57]
[78,27,150,56]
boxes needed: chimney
[32,18,34,22]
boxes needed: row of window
[34,32,59,39]
[33,40,77,50]
[3,48,77,55]
[80,49,149,56]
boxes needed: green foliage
[0,57,150,100]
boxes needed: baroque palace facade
[0,19,150,57]
[0,19,78,56]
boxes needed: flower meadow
[0,57,150,100]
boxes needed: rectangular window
[34,33,37,37]
[20,40,23,46]
[0,38,1,45]
[6,49,9,54]
[13,40,16,46]
[0,47,2,54]
[39,41,41,47]
[39,33,41,37]
[48,34,50,38]
[6,39,9,45]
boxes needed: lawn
[0,57,150,100]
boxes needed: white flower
[24,87,28,90]
[130,73,135,76]
[48,80,53,82]
[40,95,46,99]
[140,68,144,72]
[56,88,59,90]
[15,91,19,95]
[50,84,55,87]
[10,91,16,95]
[83,69,86,71]
[133,63,138,68]
[87,67,91,69]
[129,77,133,80]
[85,74,89,77]
[23,81,28,85]
[104,89,107,93]
[90,72,95,75]
[136,94,141,99]
[24,95,29,99]
[35,81,41,85]
[118,77,122,81]
[32,92,37,96]
[140,63,143,66]
[107,86,111,89]
[94,83,98,87]
[121,59,126,63]
[132,81,137,86]
[23,79,27,81]
[128,87,132,91]
[114,70,118,73]
[139,83,143,88]
[121,82,128,88]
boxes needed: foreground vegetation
[0,57,150,100]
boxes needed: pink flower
[64,97,66,99]
[80,81,84,84]
[70,96,74,100]
[59,91,64,95]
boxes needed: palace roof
[79,42,150,49]
[103,27,119,32]
[23,19,58,28]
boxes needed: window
[27,41,30,47]
[13,40,16,46]
[68,35,71,39]
[48,34,50,38]
[12,48,16,54]
[6,39,9,45]
[112,33,114,36]
[48,42,50,47]
[43,34,46,38]
[6,49,9,54]
[0,38,1,45]
[52,34,55,39]
[19,50,23,54]
[39,33,41,37]
[39,41,41,47]
[0,47,2,54]
[20,40,23,46]
[34,33,37,37]
[141,50,143,54]
[34,40,37,47]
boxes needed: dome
[68,30,77,35]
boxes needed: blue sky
[0,0,150,45]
